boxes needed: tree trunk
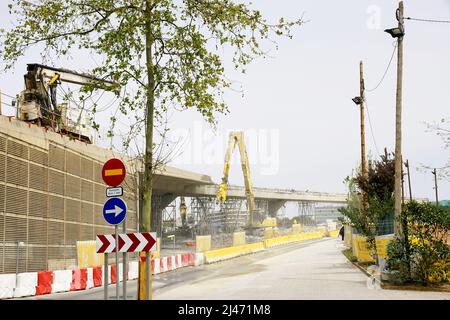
[138,0,155,301]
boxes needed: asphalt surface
[18,238,450,300]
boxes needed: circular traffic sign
[102,158,126,187]
[102,197,127,225]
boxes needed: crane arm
[26,63,117,88]
[216,132,256,225]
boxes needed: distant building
[313,205,345,225]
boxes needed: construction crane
[216,131,257,228]
[16,63,117,143]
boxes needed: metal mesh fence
[0,132,138,274]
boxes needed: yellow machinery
[216,132,257,227]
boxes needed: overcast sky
[1,0,449,203]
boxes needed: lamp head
[352,97,362,105]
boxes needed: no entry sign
[102,158,126,187]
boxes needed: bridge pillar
[268,200,286,217]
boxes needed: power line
[0,91,17,99]
[365,42,397,93]
[406,17,450,24]
[363,96,381,157]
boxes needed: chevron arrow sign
[96,232,157,253]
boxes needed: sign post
[101,158,127,301]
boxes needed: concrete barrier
[128,261,139,279]
[195,253,204,266]
[52,270,72,293]
[14,272,38,298]
[0,274,16,299]
[233,232,246,246]
[196,235,212,253]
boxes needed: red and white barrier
[195,253,204,266]
[36,271,53,295]
[52,270,72,293]
[92,267,102,287]
[13,272,37,298]
[152,258,161,274]
[86,268,94,289]
[128,261,139,280]
[0,274,16,299]
[70,268,87,291]
[1,251,200,299]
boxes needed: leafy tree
[1,0,303,298]
[339,151,395,256]
[1,2,302,233]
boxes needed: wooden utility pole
[405,159,412,201]
[432,169,439,205]
[394,1,404,236]
[359,61,368,225]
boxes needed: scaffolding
[298,201,317,227]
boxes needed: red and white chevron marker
[96,234,116,253]
[96,232,156,253]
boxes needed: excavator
[216,131,259,229]
[15,63,117,143]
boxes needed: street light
[352,96,362,105]
[384,26,405,38]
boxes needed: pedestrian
[339,225,345,241]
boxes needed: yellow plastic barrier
[292,224,303,234]
[329,230,339,237]
[76,240,103,268]
[196,235,212,253]
[344,226,352,247]
[233,232,246,246]
[352,235,375,263]
[375,235,395,259]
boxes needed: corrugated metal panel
[29,164,48,191]
[81,202,93,224]
[5,215,27,244]
[0,135,5,153]
[94,204,104,225]
[28,218,47,244]
[66,175,80,199]
[80,157,93,180]
[0,212,4,273]
[29,148,48,166]
[65,223,79,243]
[66,151,80,176]
[48,169,64,195]
[7,139,28,159]
[0,154,5,181]
[94,183,106,204]
[27,246,47,272]
[29,191,47,218]
[0,184,4,211]
[6,157,28,187]
[81,180,93,202]
[5,186,27,215]
[4,246,26,273]
[66,199,80,222]
[93,162,103,183]
[47,221,64,245]
[48,195,64,220]
[80,225,93,241]
[48,144,65,171]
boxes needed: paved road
[21,238,450,300]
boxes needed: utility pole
[393,1,404,236]
[432,169,439,205]
[359,61,368,225]
[405,159,412,201]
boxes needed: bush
[386,201,450,285]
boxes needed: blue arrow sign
[103,197,127,225]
